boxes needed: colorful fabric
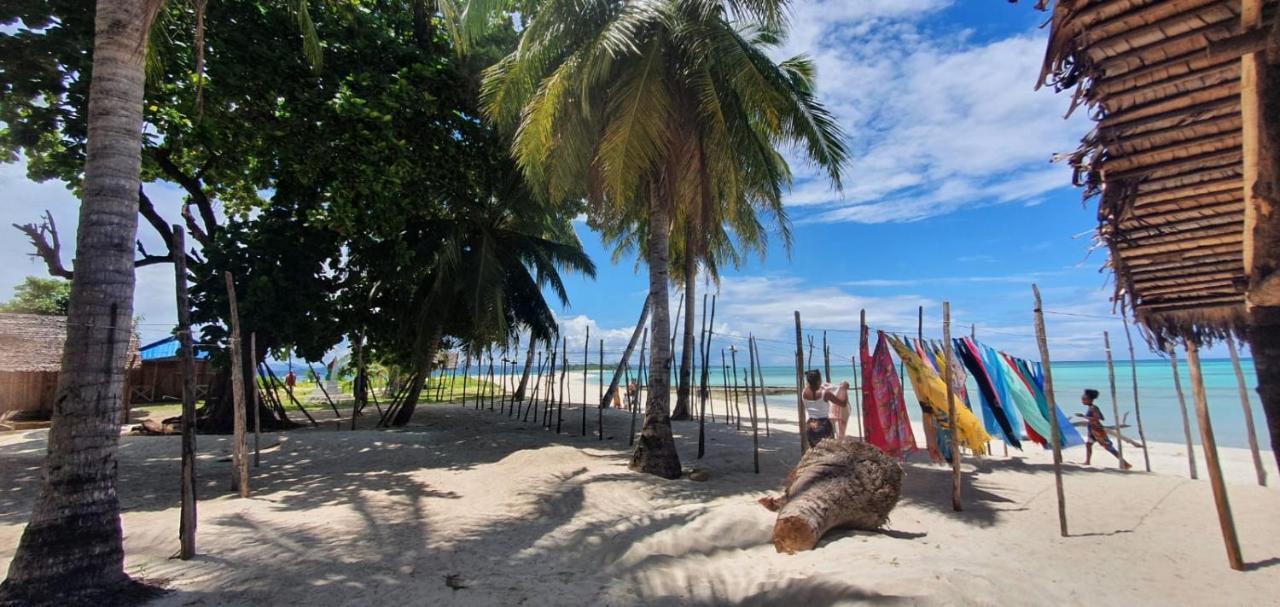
[996,353,1084,449]
[860,330,917,458]
[957,338,1021,449]
[1016,358,1084,448]
[888,335,991,455]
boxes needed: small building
[0,313,139,425]
[129,336,216,404]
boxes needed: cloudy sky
[0,1,1238,364]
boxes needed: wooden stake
[822,331,831,382]
[224,272,249,498]
[1227,334,1267,486]
[849,355,861,440]
[1167,344,1199,479]
[1103,332,1127,470]
[720,349,731,425]
[173,226,197,559]
[748,337,761,474]
[598,338,604,440]
[251,333,260,461]
[1185,339,1246,571]
[631,329,648,447]
[857,309,867,440]
[942,302,962,511]
[308,360,341,418]
[461,352,471,405]
[582,328,589,436]
[1032,284,1068,537]
[697,293,709,458]
[751,334,771,438]
[730,346,742,430]
[794,311,808,454]
[1121,315,1151,472]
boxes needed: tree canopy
[0,276,72,316]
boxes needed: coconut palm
[0,1,165,602]
[478,0,847,477]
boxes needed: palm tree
[479,0,847,477]
[0,0,165,602]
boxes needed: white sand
[1,379,1277,606]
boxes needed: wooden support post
[598,338,604,440]
[697,293,709,457]
[582,329,589,436]
[1032,284,1069,537]
[857,309,867,440]
[1186,339,1246,571]
[703,295,717,425]
[1103,332,1127,470]
[748,336,761,474]
[720,349,731,425]
[822,331,831,382]
[251,333,260,461]
[1121,315,1151,472]
[752,334,771,438]
[730,346,741,430]
[558,337,568,433]
[308,361,341,418]
[1227,334,1267,486]
[1167,344,1199,479]
[794,311,808,455]
[849,355,861,440]
[942,302,962,511]
[173,226,197,559]
[224,272,249,498]
[524,350,543,422]
[461,352,471,405]
[631,329,648,447]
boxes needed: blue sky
[0,1,1239,363]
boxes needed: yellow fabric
[887,335,991,455]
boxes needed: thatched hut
[0,313,140,426]
[1029,0,1278,570]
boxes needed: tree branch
[13,210,73,279]
[151,148,218,239]
[138,186,174,247]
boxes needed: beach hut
[0,313,140,426]
[1028,0,1278,569]
[129,336,216,404]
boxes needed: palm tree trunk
[1252,307,1280,472]
[513,338,536,402]
[392,327,441,426]
[0,0,159,602]
[630,189,682,479]
[672,251,696,420]
[602,295,651,407]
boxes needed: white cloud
[775,4,1090,224]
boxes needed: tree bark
[602,295,650,408]
[1251,306,1280,472]
[0,0,161,602]
[392,335,440,427]
[513,338,536,402]
[762,439,902,554]
[629,188,682,479]
[672,251,696,420]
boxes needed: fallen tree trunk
[760,438,902,553]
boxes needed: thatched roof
[1033,0,1277,342]
[0,313,140,373]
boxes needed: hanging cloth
[888,335,991,455]
[861,330,917,458]
[989,350,1055,447]
[957,338,1022,449]
[1009,355,1084,448]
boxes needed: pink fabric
[861,330,917,458]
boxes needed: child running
[1078,388,1132,470]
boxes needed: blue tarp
[140,336,211,361]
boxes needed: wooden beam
[1184,339,1245,571]
[1206,24,1273,63]
[1033,284,1069,537]
[173,226,197,560]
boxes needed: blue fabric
[1014,357,1085,449]
[140,336,211,361]
[980,344,1022,433]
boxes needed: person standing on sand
[285,370,297,391]
[1077,388,1132,469]
[802,370,848,447]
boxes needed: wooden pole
[1103,332,1127,470]
[489,347,497,412]
[857,309,867,440]
[720,349,731,425]
[224,271,249,498]
[631,329,648,447]
[703,294,717,424]
[559,337,568,432]
[748,336,760,474]
[1166,344,1199,479]
[794,311,808,454]
[1227,334,1267,486]
[598,338,604,440]
[1121,315,1151,472]
[1185,339,1246,571]
[942,302,961,511]
[697,293,709,457]
[752,334,771,438]
[173,226,197,559]
[582,328,589,436]
[251,333,260,461]
[461,352,471,405]
[449,350,460,402]
[525,350,543,422]
[1032,284,1068,537]
[308,361,341,418]
[849,356,861,440]
[730,346,741,430]
[822,331,831,382]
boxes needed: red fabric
[861,330,916,458]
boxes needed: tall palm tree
[479,0,847,477]
[0,0,164,602]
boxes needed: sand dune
[0,383,1276,605]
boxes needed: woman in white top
[802,370,850,447]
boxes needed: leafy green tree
[477,0,847,477]
[0,277,72,315]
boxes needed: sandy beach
[1,378,1277,606]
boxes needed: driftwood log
[760,438,902,553]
